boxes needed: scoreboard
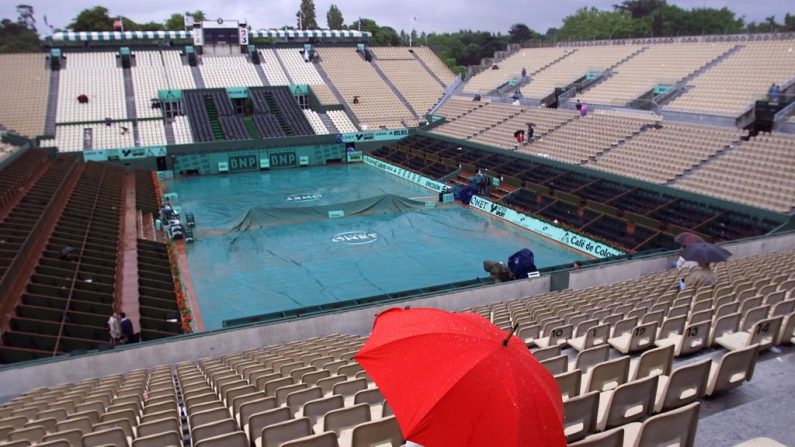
[195,19,249,46]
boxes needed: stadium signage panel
[228,154,258,171]
[270,152,297,167]
[287,193,322,202]
[332,231,378,245]
[83,146,167,162]
[341,129,409,143]
[363,156,447,192]
[468,196,624,259]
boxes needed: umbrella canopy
[674,232,705,247]
[355,308,565,447]
[681,242,732,264]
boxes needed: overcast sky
[4,0,792,34]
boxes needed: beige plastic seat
[596,375,657,431]
[36,440,71,447]
[709,312,741,346]
[287,387,324,415]
[189,407,229,431]
[351,415,404,447]
[706,344,760,396]
[563,391,599,443]
[56,416,94,434]
[263,377,295,396]
[777,311,795,345]
[534,324,573,349]
[733,438,788,447]
[324,403,371,446]
[8,425,47,443]
[582,356,630,394]
[137,415,180,438]
[301,395,344,430]
[41,428,84,445]
[259,417,312,447]
[657,315,686,340]
[715,316,782,351]
[132,430,182,447]
[654,358,710,413]
[246,407,291,445]
[621,401,700,447]
[337,363,363,377]
[569,324,611,352]
[333,378,368,403]
[276,384,309,406]
[655,320,711,357]
[232,394,271,423]
[608,322,658,354]
[573,344,611,374]
[282,431,340,447]
[555,369,582,401]
[630,345,674,380]
[540,355,569,375]
[239,397,277,428]
[317,375,349,396]
[518,324,540,346]
[531,345,562,361]
[82,427,129,447]
[93,418,135,445]
[193,419,237,445]
[195,431,249,447]
[568,429,624,447]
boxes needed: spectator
[120,126,129,135]
[681,262,717,290]
[107,312,121,345]
[575,99,582,111]
[473,94,481,101]
[353,96,360,105]
[119,312,134,344]
[521,67,527,80]
[104,117,112,127]
[579,102,588,117]
[527,123,535,142]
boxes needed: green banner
[158,90,183,101]
[468,195,624,259]
[363,156,448,192]
[83,146,167,162]
[289,84,310,96]
[342,128,409,143]
[226,87,249,99]
[347,151,363,163]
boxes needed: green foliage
[326,4,344,30]
[0,19,41,53]
[508,23,541,43]
[613,0,668,19]
[299,0,318,30]
[426,30,508,72]
[68,6,114,31]
[558,7,650,40]
[164,11,206,31]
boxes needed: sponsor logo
[287,193,322,202]
[332,231,378,245]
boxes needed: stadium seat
[350,415,404,447]
[131,430,182,447]
[715,316,783,351]
[654,359,710,413]
[563,390,599,442]
[621,402,700,447]
[706,345,759,396]
[259,417,312,447]
[582,356,630,394]
[195,431,248,447]
[568,428,624,447]
[596,375,657,431]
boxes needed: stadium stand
[433,97,485,121]
[136,240,182,340]
[275,49,325,85]
[374,56,445,116]
[574,43,735,106]
[586,122,745,183]
[309,84,340,106]
[665,41,795,117]
[463,47,572,94]
[171,115,195,145]
[250,87,315,137]
[303,110,329,135]
[430,102,523,140]
[199,55,263,89]
[56,52,127,123]
[0,148,48,211]
[522,45,644,99]
[326,110,358,133]
[131,51,196,119]
[137,120,168,147]
[40,122,136,152]
[674,134,795,213]
[0,54,49,138]
[318,47,415,129]
[412,46,457,85]
[470,108,579,150]
[258,49,291,86]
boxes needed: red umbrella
[355,308,565,447]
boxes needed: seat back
[575,344,610,374]
[568,429,623,447]
[547,324,574,346]
[680,320,711,356]
[261,417,312,447]
[282,431,340,447]
[131,430,182,447]
[332,378,368,397]
[276,383,309,405]
[82,427,128,447]
[287,386,323,415]
[137,416,180,438]
[585,324,610,350]
[563,391,598,443]
[710,312,740,346]
[301,395,344,425]
[635,402,700,447]
[35,440,71,447]
[317,375,348,395]
[42,429,84,445]
[263,377,294,395]
[323,403,371,435]
[555,369,582,400]
[658,316,686,340]
[603,375,657,430]
[353,388,384,406]
[247,407,291,443]
[189,407,229,431]
[633,345,674,380]
[707,344,759,396]
[351,416,404,447]
[94,417,134,440]
[192,419,237,445]
[611,317,638,337]
[586,356,630,393]
[540,355,568,375]
[741,305,770,331]
[748,316,783,350]
[777,311,795,345]
[194,431,249,447]
[660,359,710,411]
[627,322,658,353]
[771,299,795,317]
[8,425,47,443]
[531,345,561,361]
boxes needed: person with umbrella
[679,242,732,290]
[673,232,703,271]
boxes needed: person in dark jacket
[119,312,134,344]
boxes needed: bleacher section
[199,55,263,89]
[275,49,324,85]
[40,123,135,152]
[258,49,291,86]
[136,240,182,340]
[319,48,415,129]
[309,84,340,106]
[249,87,315,138]
[303,110,329,135]
[433,97,485,121]
[0,148,48,214]
[1,245,792,445]
[586,122,744,183]
[463,47,571,94]
[131,51,196,119]
[665,41,795,116]
[471,108,578,150]
[0,54,49,138]
[373,49,445,116]
[172,116,194,144]
[137,120,167,147]
[412,46,457,85]
[327,110,357,133]
[56,52,127,123]
[431,102,522,140]
[575,43,735,106]
[522,45,643,99]
[674,134,795,213]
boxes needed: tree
[68,6,114,31]
[298,0,318,30]
[0,18,40,53]
[164,11,206,30]
[373,26,400,46]
[613,0,667,19]
[558,7,650,41]
[326,4,343,30]
[508,23,539,43]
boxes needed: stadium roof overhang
[44,29,371,42]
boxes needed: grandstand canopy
[45,29,371,42]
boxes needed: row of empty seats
[464,47,571,94]
[0,54,49,138]
[431,102,523,139]
[411,46,458,86]
[57,52,127,123]
[40,123,135,152]
[303,110,329,135]
[130,51,196,119]
[470,107,578,150]
[199,55,263,89]
[171,115,194,145]
[326,111,357,133]
[275,49,324,85]
[375,59,445,116]
[258,50,291,86]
